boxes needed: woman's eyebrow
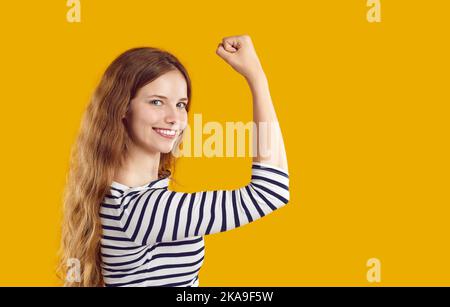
[147,94,188,101]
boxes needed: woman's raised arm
[216,35,288,171]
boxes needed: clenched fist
[216,35,265,81]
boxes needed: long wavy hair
[57,47,192,287]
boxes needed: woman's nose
[165,105,179,125]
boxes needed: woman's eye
[177,102,187,109]
[150,99,163,106]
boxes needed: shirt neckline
[111,176,169,192]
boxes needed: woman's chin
[145,137,176,154]
[156,144,175,154]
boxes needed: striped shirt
[100,161,290,287]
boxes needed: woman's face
[124,69,189,154]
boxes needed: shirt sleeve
[101,161,290,245]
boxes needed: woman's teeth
[153,128,177,138]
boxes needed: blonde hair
[57,47,192,286]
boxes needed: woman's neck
[114,146,161,188]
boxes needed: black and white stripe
[100,161,290,287]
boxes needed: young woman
[59,35,290,287]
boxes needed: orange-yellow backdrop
[0,0,449,286]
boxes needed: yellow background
[0,0,449,286]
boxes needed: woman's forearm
[246,71,288,172]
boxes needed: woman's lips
[152,127,177,139]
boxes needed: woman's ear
[122,115,129,130]
[123,102,131,121]
[122,106,129,122]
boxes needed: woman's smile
[152,127,178,139]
